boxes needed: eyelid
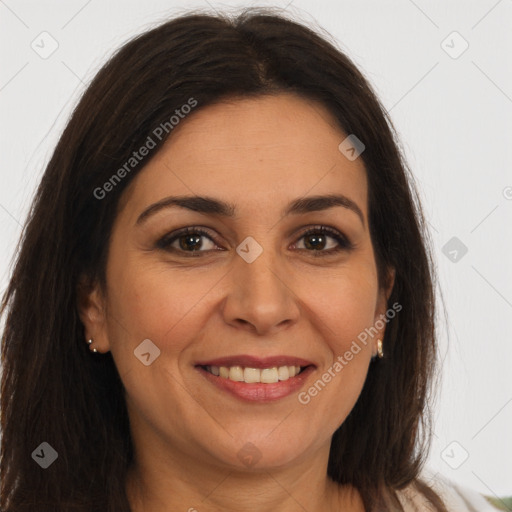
[157,224,353,255]
[156,226,219,251]
[293,225,353,252]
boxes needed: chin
[207,432,313,471]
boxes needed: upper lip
[196,355,315,369]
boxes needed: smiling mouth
[200,365,307,384]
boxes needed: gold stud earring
[87,338,98,353]
[377,338,384,359]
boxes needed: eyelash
[156,225,353,258]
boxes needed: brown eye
[175,233,210,251]
[157,225,353,258]
[300,232,336,251]
[294,226,353,255]
[157,227,220,255]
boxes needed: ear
[372,267,396,354]
[76,275,111,353]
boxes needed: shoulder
[396,468,503,511]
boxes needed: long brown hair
[1,8,446,511]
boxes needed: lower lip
[197,366,315,402]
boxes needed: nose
[221,243,300,336]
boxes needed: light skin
[78,93,395,512]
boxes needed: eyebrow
[136,193,365,227]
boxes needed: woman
[0,8,502,512]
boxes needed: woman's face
[80,93,393,472]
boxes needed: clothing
[397,470,502,511]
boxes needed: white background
[1,0,511,499]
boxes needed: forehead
[119,93,368,220]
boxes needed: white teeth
[228,366,244,381]
[277,366,289,381]
[243,367,260,383]
[261,367,279,383]
[206,364,304,383]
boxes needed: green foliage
[485,495,512,511]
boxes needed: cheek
[299,261,379,423]
[300,261,379,351]
[296,271,376,426]
[105,257,224,354]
